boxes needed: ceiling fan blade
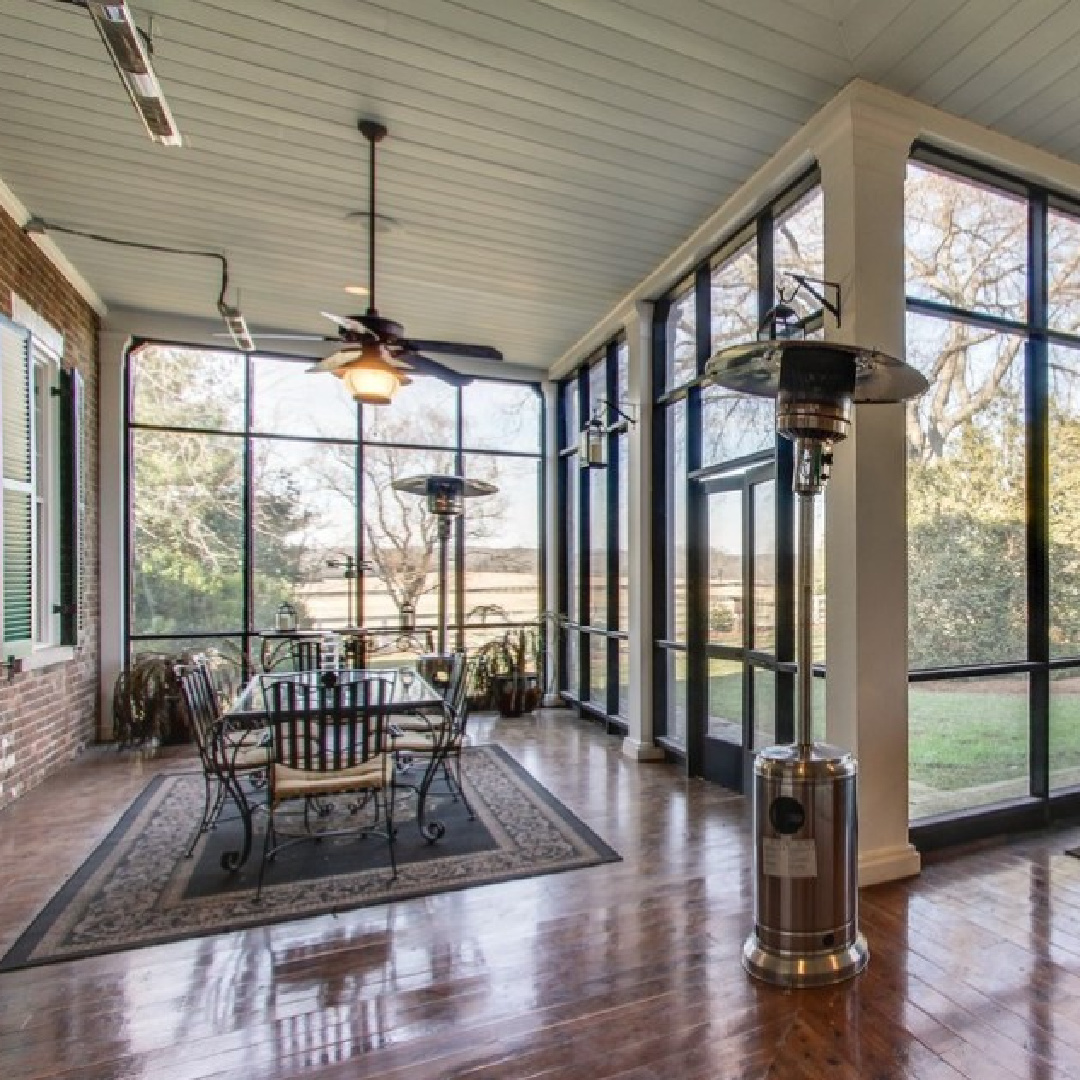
[321,311,373,335]
[396,352,475,386]
[212,331,333,342]
[402,339,503,362]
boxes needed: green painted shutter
[1,318,33,654]
[58,367,82,645]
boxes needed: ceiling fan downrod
[357,119,387,317]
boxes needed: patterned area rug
[1,745,618,971]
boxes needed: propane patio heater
[391,474,497,687]
[704,337,927,987]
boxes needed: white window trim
[10,294,65,653]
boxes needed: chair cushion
[272,754,394,802]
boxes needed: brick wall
[0,205,100,809]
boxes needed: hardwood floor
[3,709,1080,1078]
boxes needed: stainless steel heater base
[743,930,868,988]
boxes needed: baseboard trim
[858,842,921,887]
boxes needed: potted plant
[470,625,542,716]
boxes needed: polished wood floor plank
[3,710,1080,1078]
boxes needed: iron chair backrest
[263,675,393,772]
[442,650,467,704]
[176,662,221,764]
[289,638,322,672]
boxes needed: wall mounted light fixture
[579,398,638,469]
[758,273,841,341]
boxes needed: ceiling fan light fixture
[86,2,182,146]
[320,340,409,405]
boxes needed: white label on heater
[762,837,818,878]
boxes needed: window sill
[20,646,76,673]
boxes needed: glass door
[696,462,779,790]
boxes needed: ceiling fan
[240,119,504,402]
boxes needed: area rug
[0,744,619,971]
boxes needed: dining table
[217,666,450,871]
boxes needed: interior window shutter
[58,367,82,645]
[1,317,33,655]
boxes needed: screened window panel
[462,453,541,627]
[462,382,540,453]
[909,673,1029,819]
[616,340,629,403]
[362,444,456,629]
[588,634,607,707]
[1048,206,1080,335]
[906,314,1026,667]
[252,355,356,440]
[1049,344,1080,657]
[708,490,742,646]
[774,187,824,284]
[253,439,357,632]
[667,399,688,641]
[1050,669,1080,792]
[707,658,742,741]
[665,286,697,391]
[710,242,757,354]
[587,464,608,627]
[130,345,245,431]
[618,640,629,719]
[131,430,244,634]
[701,384,773,467]
[905,162,1027,320]
[565,457,579,625]
[666,649,687,747]
[560,380,578,453]
[363,377,458,445]
[752,481,776,652]
[617,434,629,631]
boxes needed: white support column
[817,99,922,884]
[98,330,130,740]
[623,301,664,761]
[541,380,562,707]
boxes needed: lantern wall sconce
[579,398,638,469]
[759,273,841,341]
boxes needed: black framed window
[905,147,1080,831]
[555,336,629,727]
[125,343,543,684]
[652,171,821,762]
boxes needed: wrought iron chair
[289,637,323,672]
[256,673,397,900]
[176,662,271,869]
[390,654,475,830]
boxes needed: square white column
[817,98,922,884]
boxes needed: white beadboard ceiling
[4,0,1080,371]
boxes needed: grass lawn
[702,672,1080,800]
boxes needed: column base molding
[858,842,921,887]
[621,737,666,762]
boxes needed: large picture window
[126,344,543,681]
[905,148,1080,822]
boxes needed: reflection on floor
[2,708,1080,1078]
